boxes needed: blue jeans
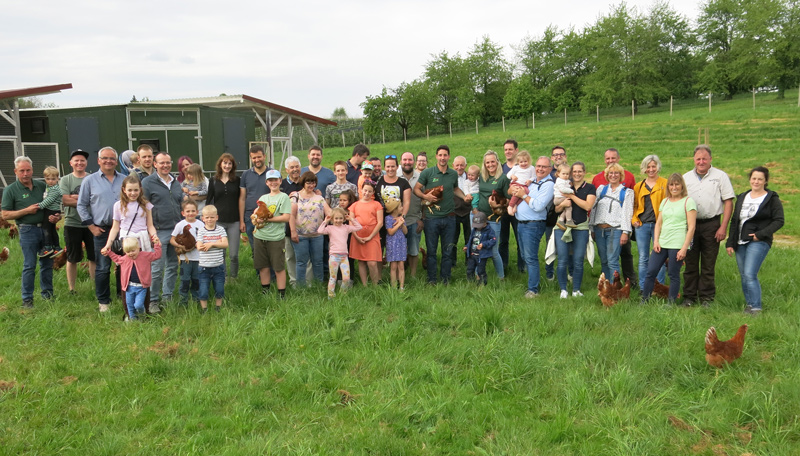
[635,223,665,289]
[92,228,113,304]
[554,228,589,293]
[199,264,226,300]
[293,235,324,286]
[180,260,200,301]
[642,248,683,301]
[151,229,178,303]
[518,220,546,293]
[487,221,505,279]
[735,241,771,310]
[220,221,240,278]
[423,215,456,283]
[594,227,623,281]
[126,285,147,319]
[19,224,53,302]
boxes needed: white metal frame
[0,99,22,157]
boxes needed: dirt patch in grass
[773,234,800,248]
[669,415,695,432]
[148,341,180,358]
[61,376,78,385]
[0,380,21,391]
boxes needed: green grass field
[2,92,799,454]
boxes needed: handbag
[110,204,140,255]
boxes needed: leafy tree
[643,2,699,104]
[361,88,395,138]
[18,97,56,109]
[424,51,472,127]
[331,107,348,120]
[467,36,512,126]
[773,0,800,97]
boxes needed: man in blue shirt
[301,145,335,196]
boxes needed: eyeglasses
[157,161,173,165]
[552,153,566,158]
[99,157,117,161]
[384,155,397,160]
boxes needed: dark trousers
[620,241,637,287]
[42,208,61,249]
[450,213,471,266]
[683,217,721,302]
[500,213,524,272]
[466,255,488,285]
[642,248,683,301]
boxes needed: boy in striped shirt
[197,205,228,312]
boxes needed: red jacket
[108,244,162,290]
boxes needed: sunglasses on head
[384,155,397,160]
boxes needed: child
[461,165,481,210]
[196,205,228,312]
[37,166,63,258]
[507,150,535,208]
[383,198,408,290]
[102,175,157,255]
[106,236,162,320]
[254,169,292,298]
[464,212,497,285]
[317,207,362,298]
[170,200,204,305]
[357,162,376,193]
[181,163,209,213]
[553,163,576,230]
[326,160,359,207]
[338,189,357,214]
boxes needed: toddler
[461,165,481,210]
[553,164,576,230]
[102,175,157,255]
[170,200,204,305]
[383,198,408,290]
[507,150,535,208]
[181,163,208,213]
[37,166,63,258]
[317,207,362,298]
[107,236,162,320]
[464,212,497,285]
[196,205,228,312]
[357,162,376,193]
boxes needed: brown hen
[421,186,444,214]
[705,325,748,368]
[173,225,196,263]
[250,201,273,229]
[490,190,509,221]
[0,246,8,264]
[597,272,631,308]
[52,249,68,270]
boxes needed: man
[346,144,370,187]
[60,149,96,293]
[591,148,637,286]
[239,145,272,251]
[415,152,428,173]
[77,147,125,312]
[500,139,524,273]
[543,146,569,280]
[2,156,59,308]
[400,152,424,277]
[682,145,735,307]
[281,155,303,287]
[450,155,472,266]
[369,157,385,181]
[134,144,155,179]
[142,152,183,309]
[301,145,335,196]
[511,156,554,298]
[413,145,466,285]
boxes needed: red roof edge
[242,94,337,127]
[0,83,73,103]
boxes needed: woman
[726,166,784,314]
[349,182,383,285]
[206,153,241,279]
[632,155,668,289]
[589,163,634,281]
[641,173,696,304]
[553,162,596,298]
[474,150,510,280]
[176,155,194,183]
[376,156,411,214]
[119,150,136,176]
[290,171,331,287]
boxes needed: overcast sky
[5,0,702,119]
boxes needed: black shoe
[701,300,712,308]
[22,299,34,309]
[681,299,696,307]
[215,306,221,312]
[201,307,208,314]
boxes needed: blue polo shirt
[239,166,272,214]
[301,166,335,196]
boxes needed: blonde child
[170,200,204,305]
[181,163,208,213]
[106,236,162,320]
[553,164,576,229]
[37,166,63,257]
[383,198,408,290]
[102,175,157,256]
[507,150,535,208]
[463,165,481,210]
[196,205,228,312]
[317,207,362,298]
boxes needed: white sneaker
[524,290,538,299]
[149,303,161,314]
[560,290,569,299]
[98,303,110,312]
[572,291,584,297]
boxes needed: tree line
[361,0,800,140]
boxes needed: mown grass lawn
[1,92,799,454]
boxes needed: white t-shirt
[507,165,536,186]
[171,219,204,261]
[553,177,573,199]
[738,192,766,245]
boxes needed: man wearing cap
[60,149,96,293]
[254,169,292,299]
[465,212,497,286]
[346,144,370,187]
[77,146,125,312]
[142,151,183,309]
[239,145,273,252]
[2,156,61,308]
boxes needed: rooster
[489,189,509,221]
[8,225,18,239]
[0,247,8,265]
[705,325,748,368]
[52,249,68,270]
[250,201,273,229]
[173,225,196,264]
[421,186,444,214]
[597,271,631,308]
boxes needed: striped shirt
[197,224,227,267]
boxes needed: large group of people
[1,141,785,317]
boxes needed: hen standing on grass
[705,325,748,368]
[597,271,631,308]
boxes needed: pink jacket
[108,244,162,290]
[317,219,362,255]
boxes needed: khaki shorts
[253,238,286,272]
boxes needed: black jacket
[726,189,784,250]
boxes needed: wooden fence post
[502,116,505,132]
[532,112,535,129]
[449,122,452,138]
[596,105,599,123]
[426,125,429,140]
[382,128,385,144]
[341,131,345,148]
[631,100,634,120]
[708,93,712,113]
[403,128,407,143]
[475,119,479,135]
[670,96,673,116]
[752,87,756,110]
[564,108,567,125]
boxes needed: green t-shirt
[658,197,697,249]
[417,166,459,218]
[59,173,87,227]
[477,174,510,218]
[1,180,46,225]
[253,192,290,242]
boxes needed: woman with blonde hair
[589,163,634,280]
[473,149,510,279]
[632,154,668,289]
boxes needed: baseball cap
[361,162,374,171]
[70,149,89,159]
[472,212,488,229]
[265,169,282,180]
